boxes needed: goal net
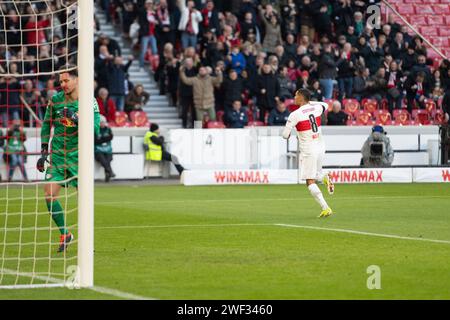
[0,0,93,289]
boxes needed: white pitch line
[95,195,450,206]
[96,223,450,245]
[275,224,450,245]
[97,223,273,230]
[0,268,155,300]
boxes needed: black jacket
[257,72,280,110]
[318,53,337,80]
[222,77,243,109]
[327,111,348,126]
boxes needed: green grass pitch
[0,182,449,299]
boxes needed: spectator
[268,99,290,126]
[405,71,431,113]
[361,125,394,167]
[443,88,450,124]
[20,79,42,126]
[353,67,370,101]
[385,61,404,113]
[138,0,158,71]
[431,69,445,104]
[107,55,134,111]
[259,5,283,55]
[3,120,27,181]
[410,54,431,83]
[125,84,150,113]
[0,76,22,126]
[177,0,203,49]
[362,37,384,75]
[96,88,117,123]
[156,0,176,54]
[327,100,348,126]
[225,45,246,75]
[178,58,197,128]
[318,44,338,99]
[337,42,356,100]
[298,0,315,40]
[222,69,243,111]
[257,63,280,122]
[179,65,223,122]
[366,67,387,104]
[278,65,295,100]
[200,0,221,36]
[143,123,185,175]
[95,116,115,182]
[225,100,248,128]
[310,79,324,101]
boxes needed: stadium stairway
[95,8,183,129]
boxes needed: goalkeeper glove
[36,143,49,173]
[64,107,78,124]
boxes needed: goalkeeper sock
[308,183,329,210]
[46,200,69,235]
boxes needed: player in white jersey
[282,89,335,218]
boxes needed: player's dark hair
[58,64,78,78]
[295,88,311,101]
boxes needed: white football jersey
[283,101,327,154]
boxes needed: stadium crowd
[0,0,450,130]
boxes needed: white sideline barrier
[183,168,450,185]
[413,168,450,183]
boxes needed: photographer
[361,125,394,167]
[3,120,28,181]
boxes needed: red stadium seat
[374,110,393,126]
[323,98,336,112]
[393,109,412,125]
[409,15,427,27]
[439,28,450,37]
[114,111,131,127]
[216,110,224,122]
[284,99,295,107]
[206,121,226,128]
[354,110,374,126]
[129,111,150,127]
[415,5,434,15]
[434,4,450,15]
[345,119,356,126]
[397,6,416,15]
[433,109,445,124]
[246,121,265,127]
[362,98,379,113]
[343,99,360,117]
[427,16,444,26]
[424,99,437,113]
[419,26,438,36]
[288,104,299,112]
[412,109,432,125]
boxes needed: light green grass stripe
[95,195,450,206]
[275,224,450,245]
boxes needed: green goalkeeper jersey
[41,91,101,159]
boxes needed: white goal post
[0,0,94,289]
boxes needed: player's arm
[93,99,101,136]
[37,101,53,172]
[282,113,296,139]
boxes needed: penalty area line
[275,224,450,245]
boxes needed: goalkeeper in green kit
[36,66,100,252]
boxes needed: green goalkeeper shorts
[45,155,78,188]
